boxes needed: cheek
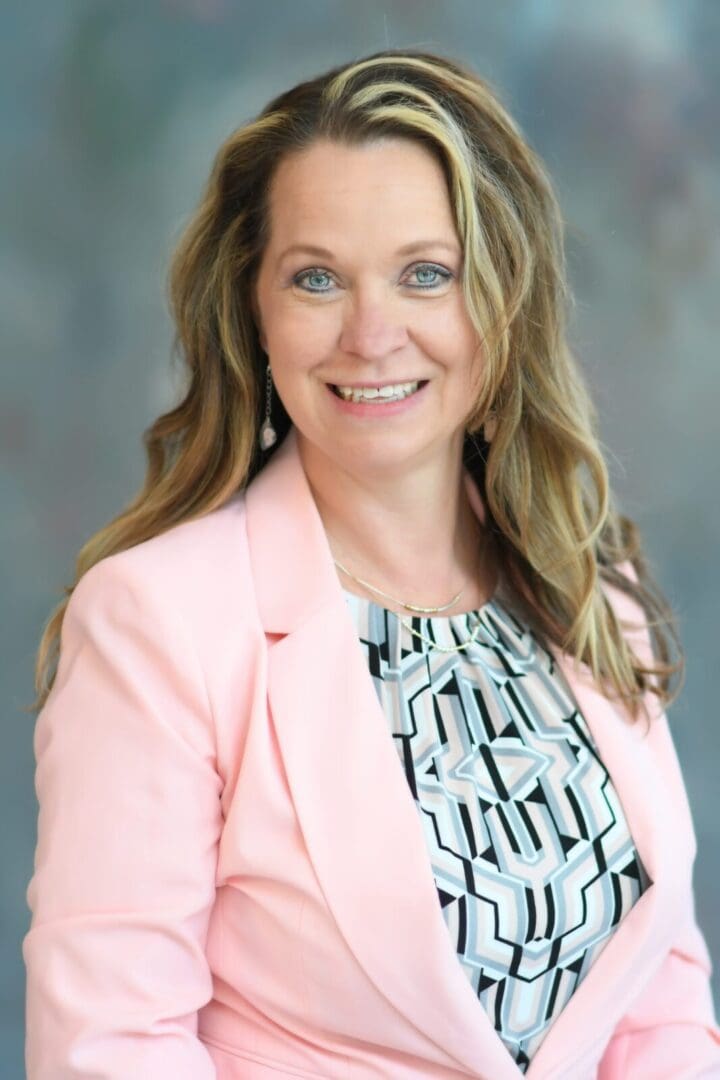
[424,304,481,369]
[267,305,337,359]
[266,322,333,403]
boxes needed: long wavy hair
[29,47,684,722]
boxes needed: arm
[23,554,222,1078]
[597,559,720,1077]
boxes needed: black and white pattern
[342,586,652,1073]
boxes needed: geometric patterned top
[342,585,652,1073]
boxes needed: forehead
[265,137,457,242]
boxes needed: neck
[297,432,493,609]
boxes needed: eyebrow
[276,239,462,265]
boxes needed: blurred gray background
[3,0,719,1072]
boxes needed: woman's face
[252,136,484,476]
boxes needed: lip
[325,379,430,418]
[326,378,428,389]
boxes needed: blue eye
[295,269,333,292]
[410,264,452,288]
[292,262,453,293]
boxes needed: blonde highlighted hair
[29,48,684,722]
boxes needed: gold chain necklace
[332,532,490,654]
[399,611,485,654]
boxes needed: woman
[23,48,719,1078]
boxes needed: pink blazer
[24,424,720,1078]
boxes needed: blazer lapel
[244,426,686,1080]
[525,651,684,1078]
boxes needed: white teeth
[334,380,421,402]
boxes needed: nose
[338,292,409,360]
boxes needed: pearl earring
[258,361,277,450]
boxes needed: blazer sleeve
[23,554,223,1078]
[597,559,720,1078]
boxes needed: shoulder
[70,491,260,659]
[600,558,656,678]
[55,491,267,784]
[78,491,249,596]
[600,559,697,845]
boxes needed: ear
[483,411,498,443]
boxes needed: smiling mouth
[329,380,429,401]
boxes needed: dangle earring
[258,361,277,450]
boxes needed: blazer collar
[243,425,687,1079]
